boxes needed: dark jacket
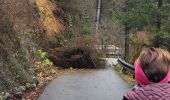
[123,83,170,100]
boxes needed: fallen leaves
[24,61,89,99]
[24,61,61,99]
[34,61,60,80]
[24,80,49,100]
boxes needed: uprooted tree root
[47,47,105,69]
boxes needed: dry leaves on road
[24,61,89,100]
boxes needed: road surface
[38,67,130,100]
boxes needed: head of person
[135,47,170,85]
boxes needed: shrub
[38,50,53,66]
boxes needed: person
[123,47,170,100]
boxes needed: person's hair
[139,47,170,82]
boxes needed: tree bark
[124,26,129,61]
[155,0,162,47]
[156,0,162,30]
[96,0,101,33]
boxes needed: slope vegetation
[0,0,65,91]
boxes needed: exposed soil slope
[0,0,65,91]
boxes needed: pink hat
[135,59,170,85]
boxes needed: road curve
[38,68,130,100]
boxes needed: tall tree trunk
[95,0,102,45]
[157,0,162,30]
[124,25,129,61]
[155,0,162,47]
[122,2,130,61]
[96,0,101,33]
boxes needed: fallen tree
[47,47,105,68]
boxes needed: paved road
[38,68,130,100]
[103,58,118,66]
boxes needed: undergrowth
[114,64,136,86]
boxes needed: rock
[26,83,37,90]
[70,67,73,70]
[30,84,37,89]
[26,83,31,90]
[4,92,11,99]
[19,86,26,92]
[1,92,5,95]
[5,92,10,97]
[14,87,21,92]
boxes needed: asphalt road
[38,68,130,100]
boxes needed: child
[123,47,170,100]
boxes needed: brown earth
[0,0,65,91]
